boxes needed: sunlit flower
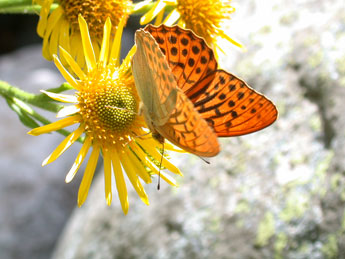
[139,0,243,53]
[34,0,132,67]
[28,15,182,214]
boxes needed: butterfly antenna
[157,142,164,190]
[198,156,210,164]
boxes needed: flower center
[176,0,234,44]
[59,0,132,37]
[77,65,138,142]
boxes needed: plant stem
[0,0,32,9]
[0,80,63,112]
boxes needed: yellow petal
[78,145,100,207]
[223,33,246,50]
[111,149,129,214]
[53,55,80,90]
[28,115,81,136]
[163,8,181,26]
[65,137,92,183]
[154,6,165,26]
[78,15,96,72]
[129,142,178,187]
[36,0,54,37]
[59,18,71,53]
[99,17,112,67]
[125,148,152,184]
[42,125,84,166]
[59,46,86,80]
[103,148,112,206]
[56,105,80,118]
[110,16,126,66]
[41,7,63,60]
[118,149,149,205]
[140,1,167,25]
[137,138,183,176]
[121,45,136,69]
[132,0,152,12]
[49,20,60,58]
[41,89,78,103]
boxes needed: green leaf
[6,97,39,129]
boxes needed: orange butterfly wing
[144,25,278,137]
[132,29,220,157]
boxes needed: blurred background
[1,0,345,258]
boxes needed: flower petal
[56,105,81,118]
[125,147,152,184]
[103,148,112,206]
[41,89,78,103]
[129,142,178,187]
[99,17,112,67]
[65,136,92,183]
[78,15,96,72]
[111,149,129,214]
[42,125,84,166]
[140,0,167,25]
[78,145,100,207]
[163,8,181,26]
[53,55,80,90]
[59,46,86,80]
[27,115,81,136]
[36,0,54,37]
[137,138,183,176]
[118,149,149,205]
[110,16,126,66]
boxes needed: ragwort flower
[35,0,132,66]
[28,15,182,214]
[139,0,243,52]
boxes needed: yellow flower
[139,0,244,52]
[35,0,132,67]
[28,15,182,214]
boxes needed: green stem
[0,80,63,112]
[0,0,32,9]
[0,81,84,142]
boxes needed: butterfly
[131,25,277,157]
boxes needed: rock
[52,1,345,259]
[0,45,83,259]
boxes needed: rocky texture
[51,0,345,259]
[0,46,83,259]
[2,0,345,258]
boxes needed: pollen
[77,63,137,143]
[176,0,235,45]
[59,0,132,37]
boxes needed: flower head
[139,0,243,53]
[35,0,132,67]
[28,15,182,214]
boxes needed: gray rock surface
[0,46,83,259]
[51,0,345,259]
[1,0,345,258]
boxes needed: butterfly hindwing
[132,29,220,157]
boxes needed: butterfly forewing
[143,25,277,137]
[132,29,178,125]
[144,25,218,96]
[132,29,220,157]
